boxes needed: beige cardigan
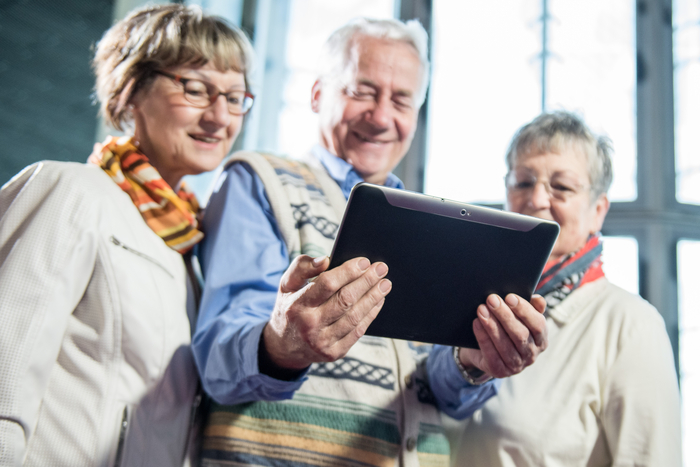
[447,278,681,467]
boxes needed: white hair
[317,17,430,106]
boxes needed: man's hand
[261,254,392,373]
[459,293,547,379]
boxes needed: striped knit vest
[201,152,450,467]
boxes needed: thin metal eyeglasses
[153,70,254,115]
[505,171,590,201]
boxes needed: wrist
[259,324,309,380]
[452,346,494,386]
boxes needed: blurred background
[1,0,698,463]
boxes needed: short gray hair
[505,111,613,200]
[317,17,430,106]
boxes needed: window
[601,236,639,294]
[426,0,636,204]
[673,0,700,205]
[547,0,636,202]
[426,1,541,204]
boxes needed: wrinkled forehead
[515,134,591,166]
[513,136,595,182]
[342,35,423,81]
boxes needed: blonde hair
[93,4,254,130]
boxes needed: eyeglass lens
[506,172,585,200]
[182,78,253,115]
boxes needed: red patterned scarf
[536,233,605,309]
[89,136,203,254]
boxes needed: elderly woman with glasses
[0,5,253,466]
[449,112,681,466]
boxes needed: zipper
[113,406,129,467]
[109,235,174,278]
[182,390,204,462]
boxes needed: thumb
[280,255,330,293]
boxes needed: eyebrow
[182,70,247,91]
[356,78,414,98]
[514,167,583,181]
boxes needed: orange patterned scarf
[89,135,204,254]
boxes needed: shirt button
[406,437,416,451]
[404,374,413,389]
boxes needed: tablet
[328,183,560,349]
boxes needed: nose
[529,181,551,210]
[366,97,391,128]
[202,94,231,129]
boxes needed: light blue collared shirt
[192,145,499,417]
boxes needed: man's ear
[311,79,322,114]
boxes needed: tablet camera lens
[460,209,467,216]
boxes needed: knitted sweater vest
[201,152,450,467]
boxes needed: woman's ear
[311,79,322,114]
[591,193,610,233]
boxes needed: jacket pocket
[113,405,130,467]
[109,235,174,278]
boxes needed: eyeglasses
[505,171,589,201]
[153,70,254,115]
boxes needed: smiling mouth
[353,132,390,144]
[190,134,220,144]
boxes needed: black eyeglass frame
[153,70,255,115]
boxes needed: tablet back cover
[329,183,559,349]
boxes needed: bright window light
[601,235,638,295]
[427,1,541,204]
[548,0,637,202]
[673,0,700,205]
[427,0,636,204]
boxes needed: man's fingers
[331,276,392,334]
[530,294,547,315]
[471,319,509,378]
[505,294,548,350]
[335,297,387,352]
[319,261,388,323]
[280,255,330,293]
[303,257,372,307]
[478,297,526,373]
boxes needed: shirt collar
[310,144,404,199]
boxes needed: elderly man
[193,18,547,467]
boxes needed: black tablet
[328,183,560,349]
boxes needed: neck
[362,173,388,185]
[161,172,181,191]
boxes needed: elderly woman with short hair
[0,5,253,466]
[451,112,681,466]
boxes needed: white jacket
[0,162,199,466]
[448,278,681,466]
